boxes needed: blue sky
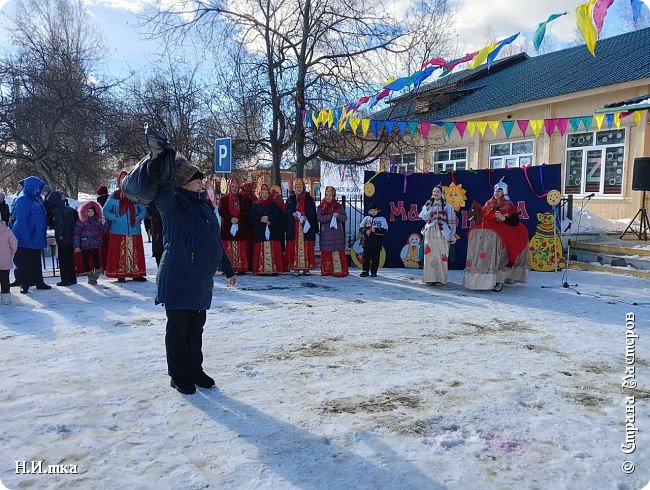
[0,0,647,79]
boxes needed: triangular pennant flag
[420,121,431,139]
[533,12,569,51]
[444,122,455,137]
[605,113,614,129]
[319,110,328,127]
[556,118,569,136]
[327,109,334,128]
[581,116,593,130]
[408,121,419,137]
[488,121,500,136]
[397,121,408,137]
[634,111,643,125]
[544,118,557,136]
[530,119,544,138]
[576,0,598,56]
[384,121,396,134]
[631,0,650,24]
[469,42,500,69]
[370,120,383,138]
[361,119,371,136]
[467,121,477,138]
[311,110,319,127]
[338,114,348,133]
[569,117,582,132]
[594,113,605,129]
[350,117,361,134]
[502,120,515,138]
[613,112,621,129]
[593,0,614,34]
[455,121,467,139]
[487,33,520,70]
[333,107,342,127]
[517,119,529,136]
[477,121,488,138]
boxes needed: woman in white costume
[419,185,457,284]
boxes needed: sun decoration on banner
[443,182,467,212]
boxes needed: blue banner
[363,164,561,269]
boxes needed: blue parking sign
[215,137,232,173]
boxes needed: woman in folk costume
[285,178,317,275]
[218,177,251,273]
[250,184,284,275]
[464,178,529,292]
[103,170,148,282]
[317,186,348,277]
[419,184,457,285]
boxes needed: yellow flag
[467,121,477,138]
[477,121,488,138]
[488,121,500,136]
[530,119,544,138]
[350,118,361,135]
[311,111,320,127]
[576,0,598,56]
[614,112,621,129]
[327,109,334,128]
[634,111,643,125]
[594,113,605,129]
[361,119,371,136]
[469,42,500,69]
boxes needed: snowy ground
[1,242,650,489]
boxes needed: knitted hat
[96,185,108,196]
[174,152,203,187]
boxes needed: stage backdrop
[361,164,562,269]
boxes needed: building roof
[596,93,650,112]
[372,27,650,122]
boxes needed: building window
[489,140,534,169]
[433,148,467,173]
[390,153,416,174]
[565,129,625,196]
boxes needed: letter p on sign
[215,138,232,173]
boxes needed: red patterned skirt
[320,250,349,277]
[285,238,315,271]
[105,233,147,278]
[252,241,284,275]
[223,240,249,273]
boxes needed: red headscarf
[320,185,342,214]
[113,170,136,227]
[256,184,274,206]
[227,177,241,217]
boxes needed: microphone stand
[561,193,594,293]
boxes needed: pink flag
[556,118,569,136]
[593,0,614,33]
[420,121,431,139]
[517,120,529,136]
[421,57,446,70]
[455,121,467,139]
[544,119,557,136]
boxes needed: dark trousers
[14,248,44,290]
[165,309,207,383]
[363,247,381,275]
[0,270,9,293]
[57,243,77,284]
[81,249,100,272]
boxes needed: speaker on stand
[620,157,650,241]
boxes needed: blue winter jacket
[102,193,147,236]
[155,183,235,310]
[11,176,47,249]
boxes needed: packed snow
[1,241,649,489]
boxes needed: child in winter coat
[73,201,108,285]
[359,202,388,277]
[0,219,18,304]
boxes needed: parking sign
[214,138,232,173]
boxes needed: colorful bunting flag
[477,121,488,138]
[594,113,605,129]
[370,120,383,138]
[530,119,544,137]
[631,0,650,23]
[593,0,615,33]
[486,33,520,70]
[455,121,468,139]
[385,121,396,134]
[362,119,371,136]
[397,121,408,137]
[581,116,593,130]
[467,121,477,138]
[544,118,557,136]
[469,42,500,70]
[576,0,598,56]
[613,112,621,129]
[502,120,515,138]
[444,122,455,137]
[420,57,446,71]
[408,121,419,137]
[488,121,500,136]
[634,111,643,124]
[556,118,569,136]
[350,118,361,134]
[533,12,568,51]
[420,121,431,139]
[569,117,582,132]
[605,113,614,129]
[517,119,529,136]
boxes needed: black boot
[170,378,196,395]
[193,371,215,389]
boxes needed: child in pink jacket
[0,219,18,304]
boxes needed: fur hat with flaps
[174,153,203,187]
[78,200,103,222]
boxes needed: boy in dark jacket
[359,202,389,277]
[47,191,78,286]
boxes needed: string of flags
[306,0,650,124]
[302,109,646,141]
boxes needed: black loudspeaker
[632,157,650,191]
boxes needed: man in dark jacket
[11,176,51,293]
[0,191,9,225]
[47,191,78,286]
[145,154,236,395]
